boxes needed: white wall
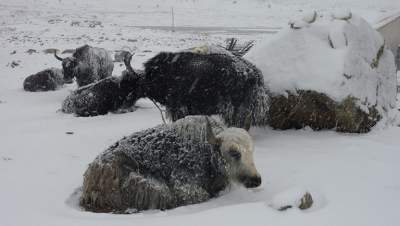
[376,14,400,69]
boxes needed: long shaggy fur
[61,71,142,116]
[80,116,229,213]
[62,45,114,87]
[141,46,269,128]
[23,68,64,92]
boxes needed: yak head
[206,117,261,188]
[54,52,78,84]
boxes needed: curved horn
[205,116,220,145]
[54,51,64,61]
[123,51,135,73]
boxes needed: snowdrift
[246,11,397,132]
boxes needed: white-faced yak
[54,45,114,87]
[80,116,262,213]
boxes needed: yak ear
[205,116,221,146]
[243,113,252,131]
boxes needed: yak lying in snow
[54,45,114,87]
[125,43,269,128]
[61,54,142,116]
[23,68,65,92]
[80,116,261,213]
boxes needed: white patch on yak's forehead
[218,128,260,180]
[217,128,253,153]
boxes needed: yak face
[206,119,261,188]
[218,128,262,188]
[54,51,77,84]
[61,57,78,83]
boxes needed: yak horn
[54,51,64,61]
[123,51,135,73]
[205,116,220,145]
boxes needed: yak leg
[121,172,176,211]
[165,106,189,121]
[81,158,175,212]
[172,182,210,207]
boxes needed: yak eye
[228,149,241,160]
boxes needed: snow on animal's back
[245,12,397,115]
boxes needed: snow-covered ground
[1,0,400,226]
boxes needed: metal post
[396,45,400,71]
[171,7,175,32]
[396,45,400,94]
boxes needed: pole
[171,7,175,32]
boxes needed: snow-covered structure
[23,68,64,92]
[80,116,261,213]
[376,13,400,58]
[246,11,397,132]
[54,45,114,87]
[138,44,269,128]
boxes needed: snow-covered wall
[376,13,400,64]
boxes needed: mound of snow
[246,11,396,110]
[246,11,397,132]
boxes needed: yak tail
[224,38,255,57]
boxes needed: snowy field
[1,0,400,226]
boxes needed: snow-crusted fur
[61,70,142,116]
[56,45,114,87]
[141,45,269,128]
[23,68,64,92]
[80,116,261,213]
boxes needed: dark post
[396,45,400,71]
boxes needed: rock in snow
[270,187,314,211]
[289,11,317,29]
[332,9,352,20]
[246,12,397,133]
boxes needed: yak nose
[244,176,262,188]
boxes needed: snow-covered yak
[126,42,269,128]
[23,68,65,92]
[61,53,142,116]
[80,116,261,213]
[54,45,114,87]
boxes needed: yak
[54,45,114,87]
[124,41,269,128]
[23,68,65,92]
[80,116,261,213]
[61,52,143,116]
